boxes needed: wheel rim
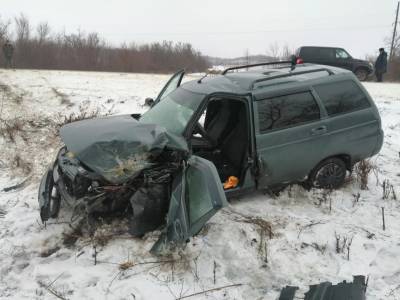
[314,162,345,188]
[356,70,367,81]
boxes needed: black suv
[296,46,373,81]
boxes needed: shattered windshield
[140,88,204,135]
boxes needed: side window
[318,48,334,60]
[300,48,315,60]
[258,91,320,133]
[335,49,350,59]
[314,80,370,116]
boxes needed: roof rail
[250,68,334,89]
[222,59,295,75]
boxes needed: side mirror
[131,113,141,120]
[144,98,155,107]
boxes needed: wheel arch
[335,154,352,170]
[354,66,371,75]
[311,153,352,175]
[306,154,351,189]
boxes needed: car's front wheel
[309,157,346,189]
[354,69,368,81]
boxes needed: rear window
[313,80,370,116]
[300,47,334,60]
[258,91,320,132]
[317,48,335,60]
[300,47,316,60]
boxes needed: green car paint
[39,63,383,253]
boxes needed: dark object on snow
[144,97,155,107]
[279,286,299,300]
[2,177,29,192]
[374,48,388,82]
[279,275,367,300]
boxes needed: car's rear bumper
[373,129,384,156]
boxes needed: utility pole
[245,49,250,70]
[390,1,399,61]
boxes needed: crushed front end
[39,146,183,234]
[38,114,189,235]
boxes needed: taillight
[296,57,304,64]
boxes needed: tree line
[0,14,209,73]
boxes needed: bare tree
[245,49,250,64]
[267,42,280,59]
[14,13,30,43]
[3,14,209,72]
[36,22,50,44]
[280,44,293,60]
[0,15,11,41]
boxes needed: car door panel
[256,122,326,186]
[151,155,227,255]
[254,91,324,187]
[317,109,381,163]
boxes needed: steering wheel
[194,122,215,147]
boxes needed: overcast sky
[1,0,398,58]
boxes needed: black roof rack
[250,68,334,89]
[222,59,295,75]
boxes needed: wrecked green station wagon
[38,60,383,254]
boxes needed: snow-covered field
[0,69,399,300]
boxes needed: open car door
[154,69,185,106]
[151,155,228,255]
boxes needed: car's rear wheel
[355,69,368,81]
[309,158,346,189]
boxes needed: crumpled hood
[60,114,188,184]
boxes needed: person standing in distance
[374,48,387,82]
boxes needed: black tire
[41,173,61,220]
[308,157,346,189]
[354,69,368,81]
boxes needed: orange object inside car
[223,176,239,189]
